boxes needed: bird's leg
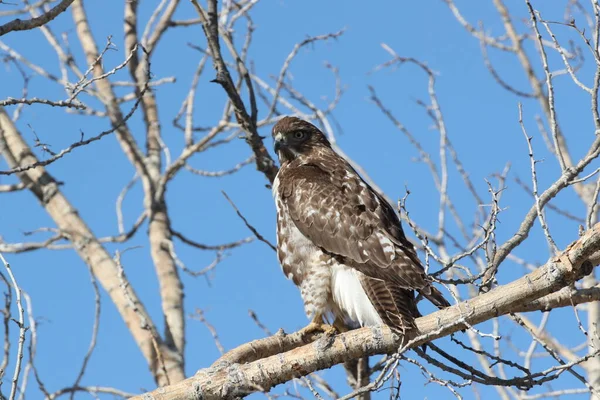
[333,316,350,333]
[299,313,337,338]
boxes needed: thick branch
[71,0,186,379]
[71,0,150,186]
[149,207,185,359]
[0,108,182,386]
[133,223,600,399]
[124,0,186,362]
[0,0,74,37]
[513,285,600,313]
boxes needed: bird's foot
[323,324,338,337]
[299,321,338,339]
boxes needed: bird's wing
[279,162,428,290]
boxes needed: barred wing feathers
[279,160,449,331]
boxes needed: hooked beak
[273,132,285,153]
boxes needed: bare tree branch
[190,0,278,183]
[0,107,182,385]
[134,222,600,399]
[0,0,74,37]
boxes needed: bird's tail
[420,285,451,309]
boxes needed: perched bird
[272,116,450,337]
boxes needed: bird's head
[272,117,331,163]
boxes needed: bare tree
[1,0,600,399]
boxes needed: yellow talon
[299,315,338,339]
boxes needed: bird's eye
[293,131,306,140]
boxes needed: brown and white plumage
[273,116,449,335]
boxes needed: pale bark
[72,0,186,373]
[0,108,184,385]
[70,0,149,184]
[132,223,600,399]
[513,285,600,313]
[122,0,186,361]
[586,274,600,400]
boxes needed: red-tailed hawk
[272,117,450,336]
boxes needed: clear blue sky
[0,0,596,398]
